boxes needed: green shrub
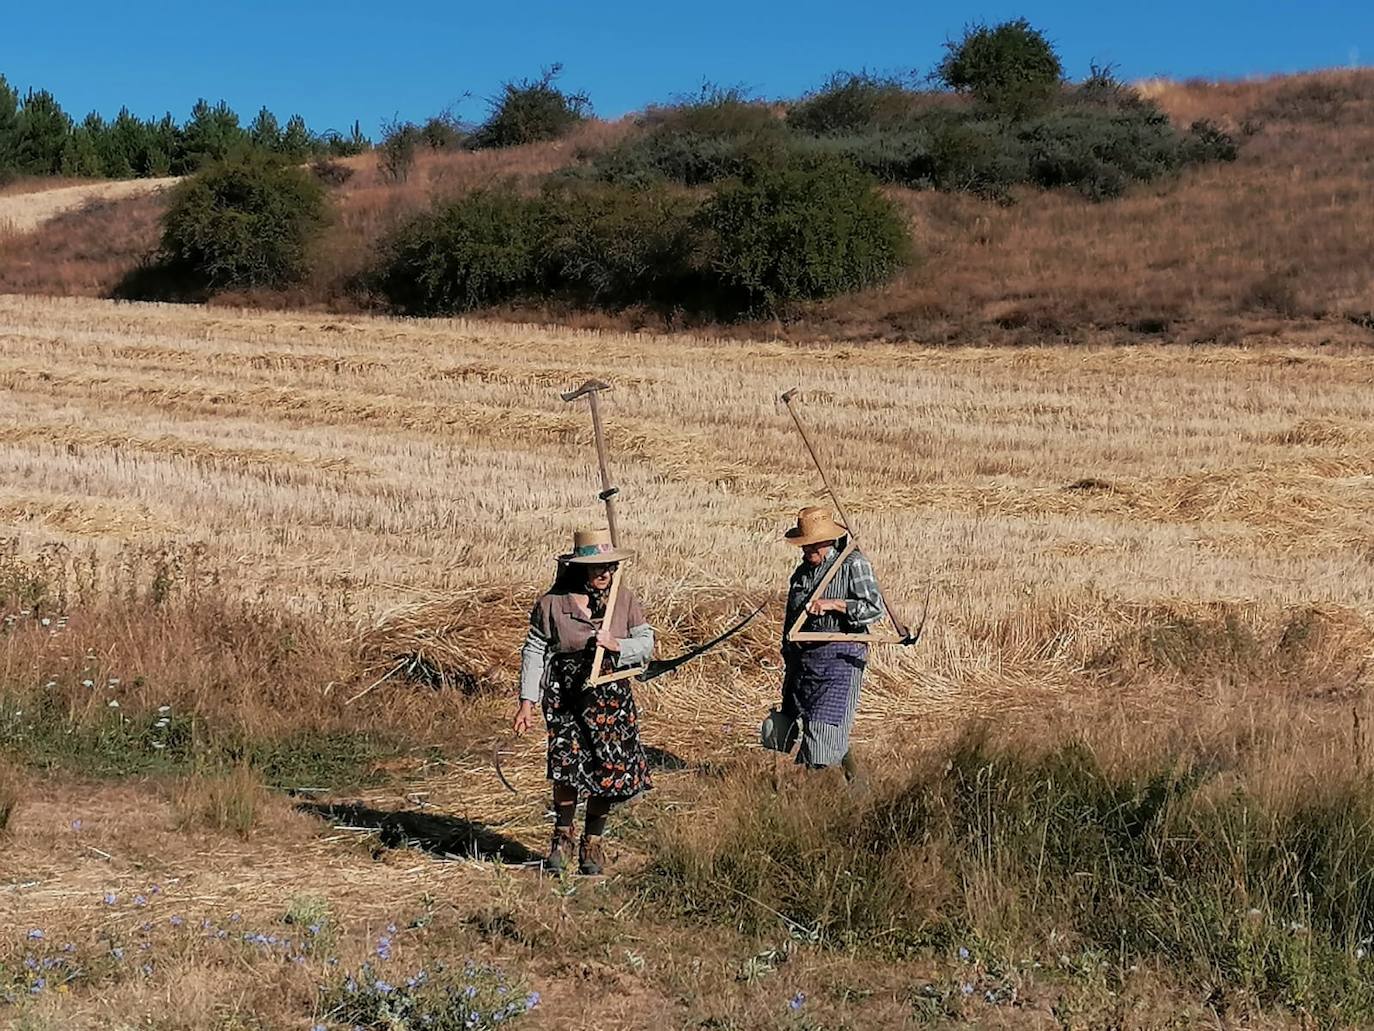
[468,65,589,150]
[787,71,921,135]
[1182,118,1240,164]
[537,181,702,306]
[591,87,790,187]
[378,118,421,183]
[699,155,910,313]
[159,154,328,289]
[938,18,1064,119]
[372,188,542,314]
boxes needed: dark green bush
[590,87,789,187]
[468,65,590,150]
[1182,118,1240,164]
[787,72,921,135]
[372,188,542,314]
[159,154,328,289]
[938,18,1064,119]
[699,155,910,312]
[537,181,702,306]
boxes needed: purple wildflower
[70,819,82,832]
[789,991,806,1012]
[30,979,45,994]
[111,947,125,961]
[103,892,118,905]
[958,946,971,961]
[526,990,541,1010]
[26,929,43,941]
[374,980,394,994]
[170,915,184,927]
[133,894,148,908]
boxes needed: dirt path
[0,178,178,236]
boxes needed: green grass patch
[642,733,1374,1024]
[0,690,404,789]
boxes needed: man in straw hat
[514,529,654,874]
[764,506,884,779]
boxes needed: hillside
[1,70,1371,348]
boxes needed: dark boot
[841,749,870,795]
[546,826,577,873]
[579,834,606,875]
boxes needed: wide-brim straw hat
[783,506,848,547]
[558,528,635,565]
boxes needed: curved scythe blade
[901,580,935,647]
[637,600,769,683]
[492,736,519,794]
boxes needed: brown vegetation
[3,72,1373,348]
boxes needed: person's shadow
[298,801,539,865]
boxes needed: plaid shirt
[784,541,884,641]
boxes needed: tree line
[0,75,369,182]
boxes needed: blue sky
[2,2,1368,135]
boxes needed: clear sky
[2,1,1368,135]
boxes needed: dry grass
[0,293,1370,1026]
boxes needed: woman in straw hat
[513,529,654,874]
[768,506,884,777]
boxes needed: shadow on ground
[298,802,538,864]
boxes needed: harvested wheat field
[2,293,1374,1028]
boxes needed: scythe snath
[779,387,931,647]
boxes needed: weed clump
[644,732,1374,1024]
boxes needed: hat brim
[560,548,635,565]
[784,522,847,547]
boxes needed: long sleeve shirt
[518,585,654,704]
[784,541,884,644]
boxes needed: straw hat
[559,528,635,565]
[784,506,848,547]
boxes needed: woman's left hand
[595,629,621,653]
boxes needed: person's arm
[518,626,551,704]
[615,623,653,668]
[844,552,885,627]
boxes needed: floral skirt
[543,651,652,798]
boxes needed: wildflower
[24,957,38,971]
[111,947,125,961]
[170,915,184,928]
[1358,947,1368,960]
[313,1026,327,1031]
[374,980,394,994]
[526,990,541,1010]
[133,894,147,907]
[958,946,970,961]
[27,929,44,941]
[386,922,397,935]
[230,912,241,922]
[789,991,806,1011]
[307,923,322,937]
[150,884,160,894]
[464,984,478,999]
[61,943,75,953]
[107,700,119,709]
[961,982,975,996]
[141,963,152,976]
[40,617,50,626]
[103,892,118,905]
[376,936,392,960]
[30,979,45,994]
[71,819,82,832]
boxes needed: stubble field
[2,293,1373,1029]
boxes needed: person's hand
[806,598,846,616]
[595,629,621,653]
[513,700,536,735]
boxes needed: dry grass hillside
[0,294,1372,1026]
[1,71,1372,346]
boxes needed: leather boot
[546,826,577,873]
[579,834,606,875]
